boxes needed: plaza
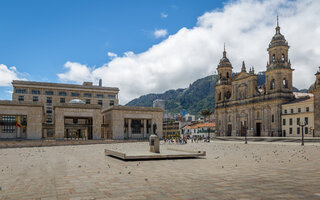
[0,140,319,199]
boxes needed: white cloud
[58,61,94,83]
[161,12,168,18]
[107,52,117,59]
[57,0,320,104]
[0,64,25,86]
[153,29,168,38]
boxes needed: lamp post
[208,128,211,143]
[245,126,248,144]
[241,121,247,144]
[298,121,306,146]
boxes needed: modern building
[163,119,180,137]
[0,80,163,140]
[281,94,314,137]
[153,99,165,111]
[215,19,296,137]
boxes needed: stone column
[128,119,132,139]
[143,119,147,138]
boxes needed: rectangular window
[289,118,292,125]
[283,119,286,126]
[85,99,90,104]
[109,100,114,106]
[297,118,300,125]
[284,109,287,114]
[98,100,102,105]
[305,127,308,134]
[46,107,52,116]
[297,127,300,134]
[47,97,52,106]
[73,119,78,124]
[47,129,54,137]
[71,92,80,97]
[45,90,54,95]
[59,91,67,96]
[60,98,65,103]
[1,116,16,133]
[305,117,308,125]
[289,128,292,134]
[291,109,294,114]
[32,90,40,94]
[108,94,116,99]
[46,118,52,123]
[298,108,301,113]
[83,93,92,98]
[15,89,26,94]
[96,94,104,98]
[306,107,309,112]
[18,96,24,101]
[272,115,274,123]
[33,96,38,102]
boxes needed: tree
[201,109,213,122]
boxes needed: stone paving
[0,140,319,199]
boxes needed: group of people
[163,137,188,144]
[162,135,211,144]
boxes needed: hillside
[126,75,217,115]
[126,73,305,115]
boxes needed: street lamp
[241,121,247,144]
[298,121,306,146]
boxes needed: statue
[153,122,157,135]
[150,122,159,153]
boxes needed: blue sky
[1,0,320,104]
[0,0,223,100]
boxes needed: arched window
[270,79,275,90]
[226,91,231,99]
[218,92,221,100]
[272,54,275,62]
[272,114,274,123]
[281,54,285,62]
[283,79,288,88]
[226,72,229,79]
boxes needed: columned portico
[102,106,163,140]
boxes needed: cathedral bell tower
[215,45,233,105]
[265,17,294,95]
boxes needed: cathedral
[214,19,295,137]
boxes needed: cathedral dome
[218,49,232,68]
[269,31,288,48]
[268,17,288,49]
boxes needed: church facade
[214,20,295,137]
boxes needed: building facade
[281,94,314,137]
[215,20,295,137]
[0,80,163,140]
[309,67,320,137]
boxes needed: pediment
[232,72,251,81]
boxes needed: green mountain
[126,75,217,115]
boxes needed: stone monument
[149,122,160,153]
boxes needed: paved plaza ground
[0,140,319,200]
